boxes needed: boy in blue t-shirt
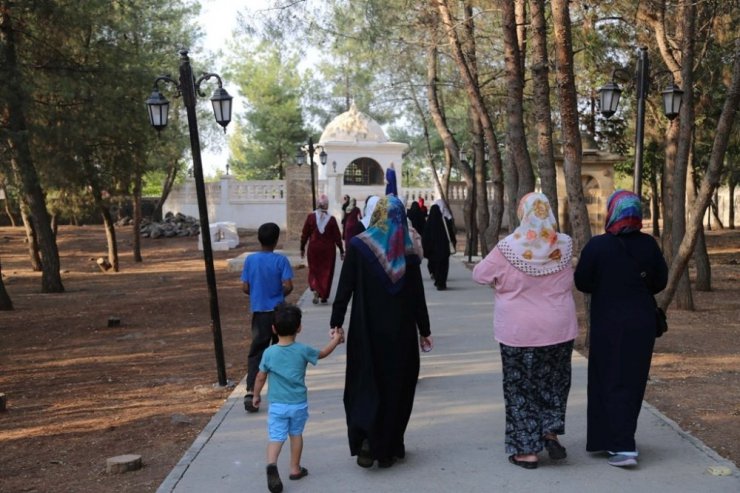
[242,223,294,413]
[252,303,344,493]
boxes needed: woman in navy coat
[574,190,668,468]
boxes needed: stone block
[106,454,142,474]
[198,222,239,251]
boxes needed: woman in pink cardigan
[472,193,578,470]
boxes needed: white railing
[163,177,287,229]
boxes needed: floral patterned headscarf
[353,196,419,293]
[497,192,572,276]
[605,190,642,235]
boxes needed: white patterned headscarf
[497,192,572,276]
[315,194,330,233]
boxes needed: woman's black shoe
[357,439,373,468]
[508,454,538,469]
[544,438,567,460]
[378,457,396,468]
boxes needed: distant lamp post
[598,47,683,198]
[145,49,233,387]
[459,148,477,263]
[295,136,327,210]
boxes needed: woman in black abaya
[574,190,668,468]
[330,195,432,469]
[422,200,455,290]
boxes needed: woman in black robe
[422,200,456,290]
[574,190,668,468]
[407,201,426,236]
[330,195,432,469]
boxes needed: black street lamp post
[598,47,683,199]
[295,136,327,210]
[146,49,233,387]
[459,149,476,263]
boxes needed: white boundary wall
[163,176,286,230]
[162,175,738,231]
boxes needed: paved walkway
[158,255,738,493]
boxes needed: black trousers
[246,311,277,392]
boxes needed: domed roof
[320,103,388,143]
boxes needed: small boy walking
[252,303,344,493]
[242,223,294,413]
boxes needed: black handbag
[616,237,668,338]
[655,306,668,337]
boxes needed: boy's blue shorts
[267,402,309,442]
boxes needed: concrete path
[158,255,738,493]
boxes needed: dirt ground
[0,225,738,493]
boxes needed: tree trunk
[501,0,535,212]
[650,169,661,237]
[50,214,58,237]
[101,205,119,272]
[83,157,119,273]
[515,0,527,73]
[529,0,559,228]
[670,0,696,310]
[404,67,451,209]
[0,258,13,310]
[133,167,143,263]
[551,0,591,253]
[458,5,490,255]
[688,156,711,291]
[474,129,490,254]
[152,159,180,221]
[710,191,724,228]
[659,38,740,309]
[425,42,458,209]
[434,0,504,244]
[693,227,711,291]
[662,121,679,256]
[19,205,41,271]
[729,179,736,229]
[1,183,17,226]
[1,5,64,293]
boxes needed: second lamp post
[598,47,683,198]
[295,136,328,210]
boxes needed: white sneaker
[608,454,638,467]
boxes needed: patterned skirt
[500,340,574,454]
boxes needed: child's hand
[252,394,261,409]
[330,327,345,344]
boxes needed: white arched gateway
[317,103,408,218]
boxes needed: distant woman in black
[407,201,426,236]
[574,190,668,468]
[422,200,455,290]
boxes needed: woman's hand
[420,336,433,353]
